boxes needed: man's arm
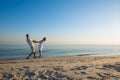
[32,40,39,43]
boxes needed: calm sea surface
[0,44,120,60]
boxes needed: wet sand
[0,55,120,80]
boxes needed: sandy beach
[0,55,120,80]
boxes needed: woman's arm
[32,40,40,43]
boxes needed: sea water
[0,44,120,60]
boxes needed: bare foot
[39,56,42,58]
[26,57,29,59]
[34,56,36,58]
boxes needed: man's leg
[26,47,35,59]
[33,47,36,58]
[26,53,32,59]
[33,51,36,58]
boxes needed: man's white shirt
[26,38,35,48]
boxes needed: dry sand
[0,55,120,80]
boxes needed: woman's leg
[39,50,42,58]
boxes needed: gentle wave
[0,44,120,60]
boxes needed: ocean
[0,44,120,60]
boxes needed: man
[26,34,36,59]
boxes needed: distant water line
[0,44,120,60]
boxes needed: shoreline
[0,54,119,61]
[1,55,120,79]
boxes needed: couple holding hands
[26,34,46,59]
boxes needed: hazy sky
[0,0,120,44]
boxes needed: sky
[0,0,120,44]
